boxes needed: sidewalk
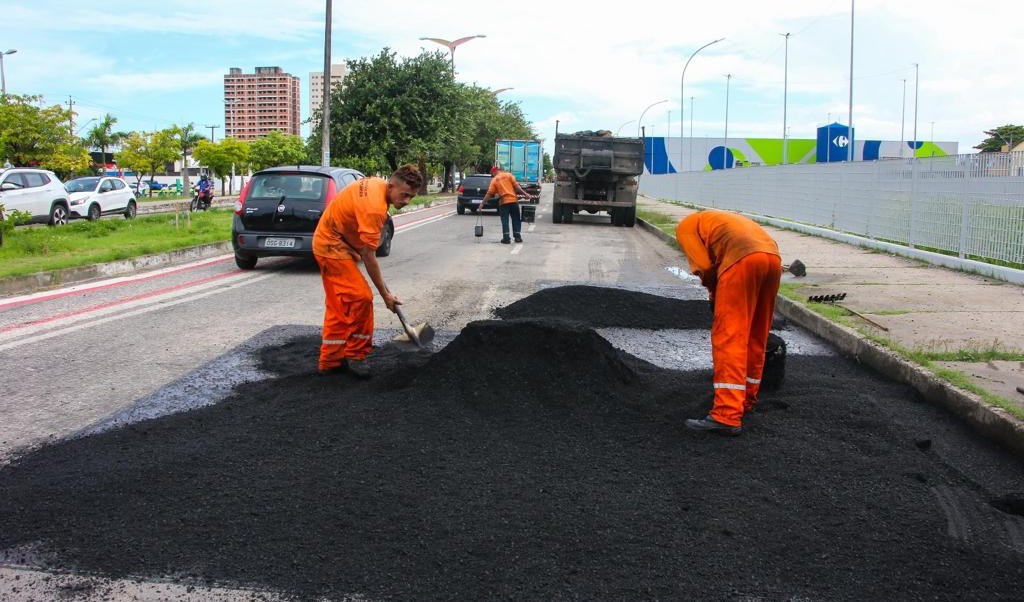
[636,195,1024,456]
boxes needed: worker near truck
[675,209,782,436]
[480,165,537,244]
[312,164,423,378]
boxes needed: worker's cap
[490,166,499,174]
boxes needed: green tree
[0,94,82,169]
[83,113,127,173]
[249,130,308,171]
[171,123,205,194]
[194,138,250,194]
[117,130,178,193]
[319,49,458,182]
[975,124,1024,152]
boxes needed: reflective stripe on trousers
[709,252,782,427]
[317,255,374,371]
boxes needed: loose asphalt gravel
[1,285,1023,601]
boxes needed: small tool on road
[808,292,889,331]
[394,305,434,349]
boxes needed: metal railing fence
[640,152,1024,270]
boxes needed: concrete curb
[637,217,1024,458]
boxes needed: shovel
[393,305,435,349]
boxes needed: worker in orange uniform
[675,209,782,435]
[312,165,423,378]
[480,165,538,244]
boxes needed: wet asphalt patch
[1,286,1024,601]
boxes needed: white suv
[0,167,72,225]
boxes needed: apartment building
[309,63,347,118]
[223,66,301,141]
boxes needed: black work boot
[514,233,523,243]
[685,415,742,436]
[345,358,372,379]
[500,236,511,244]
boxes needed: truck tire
[561,204,574,224]
[623,206,636,227]
[552,203,562,224]
[611,208,622,226]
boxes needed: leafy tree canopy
[974,124,1024,152]
[0,94,83,171]
[249,130,309,171]
[118,129,179,186]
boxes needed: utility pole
[321,0,332,167]
[781,32,790,164]
[67,95,75,137]
[205,124,219,143]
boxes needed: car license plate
[264,237,296,248]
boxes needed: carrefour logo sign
[832,135,849,148]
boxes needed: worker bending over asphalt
[675,209,782,435]
[312,165,423,378]
[481,165,538,244]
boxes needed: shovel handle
[394,305,422,346]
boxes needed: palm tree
[171,123,205,194]
[84,113,126,174]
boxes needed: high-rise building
[223,66,301,141]
[309,63,347,118]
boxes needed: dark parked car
[456,174,496,214]
[231,165,394,270]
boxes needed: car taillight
[458,185,465,193]
[234,180,252,215]
[324,180,337,208]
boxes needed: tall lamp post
[419,35,486,73]
[616,120,636,136]
[1,49,17,97]
[723,74,732,169]
[679,38,724,173]
[637,99,667,137]
[847,0,855,161]
[780,33,790,164]
[912,62,919,159]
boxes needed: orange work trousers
[316,256,374,371]
[709,252,783,427]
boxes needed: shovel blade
[394,321,435,347]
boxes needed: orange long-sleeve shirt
[484,171,522,206]
[312,178,389,261]
[675,209,780,291]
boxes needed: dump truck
[552,129,644,226]
[494,139,543,196]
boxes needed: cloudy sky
[5,0,1021,156]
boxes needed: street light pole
[723,74,731,168]
[781,33,790,164]
[689,96,694,171]
[419,35,487,74]
[0,49,17,97]
[680,38,724,174]
[912,62,919,159]
[848,0,855,161]
[321,0,332,167]
[637,99,667,138]
[615,120,636,136]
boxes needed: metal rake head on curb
[807,292,889,331]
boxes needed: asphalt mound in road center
[2,288,1024,601]
[494,284,713,329]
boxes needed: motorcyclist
[194,174,213,209]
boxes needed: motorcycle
[190,185,214,212]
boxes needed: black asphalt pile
[494,284,713,329]
[2,290,1024,601]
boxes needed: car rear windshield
[463,176,492,189]
[247,173,329,201]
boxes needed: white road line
[511,245,524,255]
[0,272,277,352]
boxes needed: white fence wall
[640,153,1024,273]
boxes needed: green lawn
[0,193,451,279]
